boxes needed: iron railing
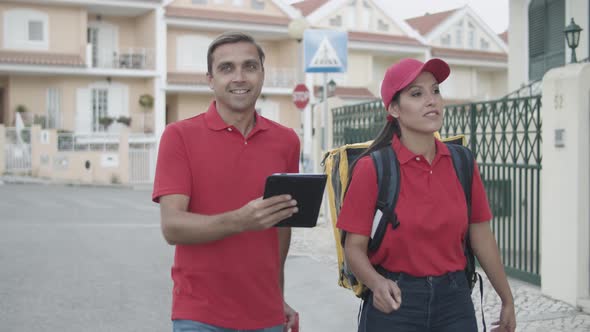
[332,93,543,285]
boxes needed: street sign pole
[322,72,328,150]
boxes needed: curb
[0,176,133,189]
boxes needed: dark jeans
[358,270,477,332]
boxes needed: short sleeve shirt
[152,102,300,329]
[337,136,492,276]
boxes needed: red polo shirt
[152,102,300,329]
[337,136,492,276]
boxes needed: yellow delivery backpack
[322,133,471,298]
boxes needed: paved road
[0,184,358,331]
[2,183,590,331]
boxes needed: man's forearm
[161,207,242,245]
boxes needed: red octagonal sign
[292,84,310,110]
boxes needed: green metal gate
[332,95,542,285]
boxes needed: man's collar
[204,101,271,132]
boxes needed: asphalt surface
[3,183,590,332]
[0,184,358,332]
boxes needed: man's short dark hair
[207,32,265,75]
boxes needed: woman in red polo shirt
[337,58,515,332]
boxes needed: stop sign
[292,84,310,109]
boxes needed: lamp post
[288,17,311,173]
[564,18,583,64]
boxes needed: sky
[285,0,509,34]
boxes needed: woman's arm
[344,233,401,313]
[469,221,516,331]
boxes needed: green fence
[332,95,542,285]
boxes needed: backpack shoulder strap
[368,145,400,252]
[446,143,474,218]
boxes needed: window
[528,0,565,80]
[233,0,244,6]
[467,23,475,48]
[28,21,43,41]
[441,34,451,46]
[330,15,342,27]
[177,35,211,72]
[3,9,49,50]
[46,88,60,129]
[192,0,207,4]
[480,38,489,50]
[251,0,264,10]
[377,19,389,32]
[361,7,371,30]
[346,6,356,29]
[213,0,224,3]
[92,89,108,132]
[455,26,463,47]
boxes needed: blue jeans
[172,319,283,332]
[358,270,477,332]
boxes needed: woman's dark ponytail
[346,92,401,187]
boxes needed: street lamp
[327,79,337,97]
[288,17,308,43]
[564,18,583,63]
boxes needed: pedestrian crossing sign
[304,29,347,73]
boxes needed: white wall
[541,62,590,308]
[508,0,529,91]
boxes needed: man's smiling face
[207,41,265,114]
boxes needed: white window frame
[467,22,475,49]
[346,6,356,29]
[176,35,211,72]
[46,87,61,129]
[3,9,49,50]
[441,33,451,46]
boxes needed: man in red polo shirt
[152,32,300,332]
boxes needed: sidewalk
[289,220,590,332]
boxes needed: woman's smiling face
[388,71,444,136]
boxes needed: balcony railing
[264,68,296,88]
[87,45,154,70]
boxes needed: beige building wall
[136,11,156,51]
[169,0,285,16]
[441,66,473,100]
[275,40,299,69]
[174,93,213,121]
[167,29,218,72]
[8,76,154,132]
[0,3,86,54]
[88,15,149,52]
[273,96,300,131]
[315,51,374,88]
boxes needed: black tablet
[263,173,327,227]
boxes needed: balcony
[87,45,154,70]
[264,68,296,88]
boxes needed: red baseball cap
[380,58,450,110]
